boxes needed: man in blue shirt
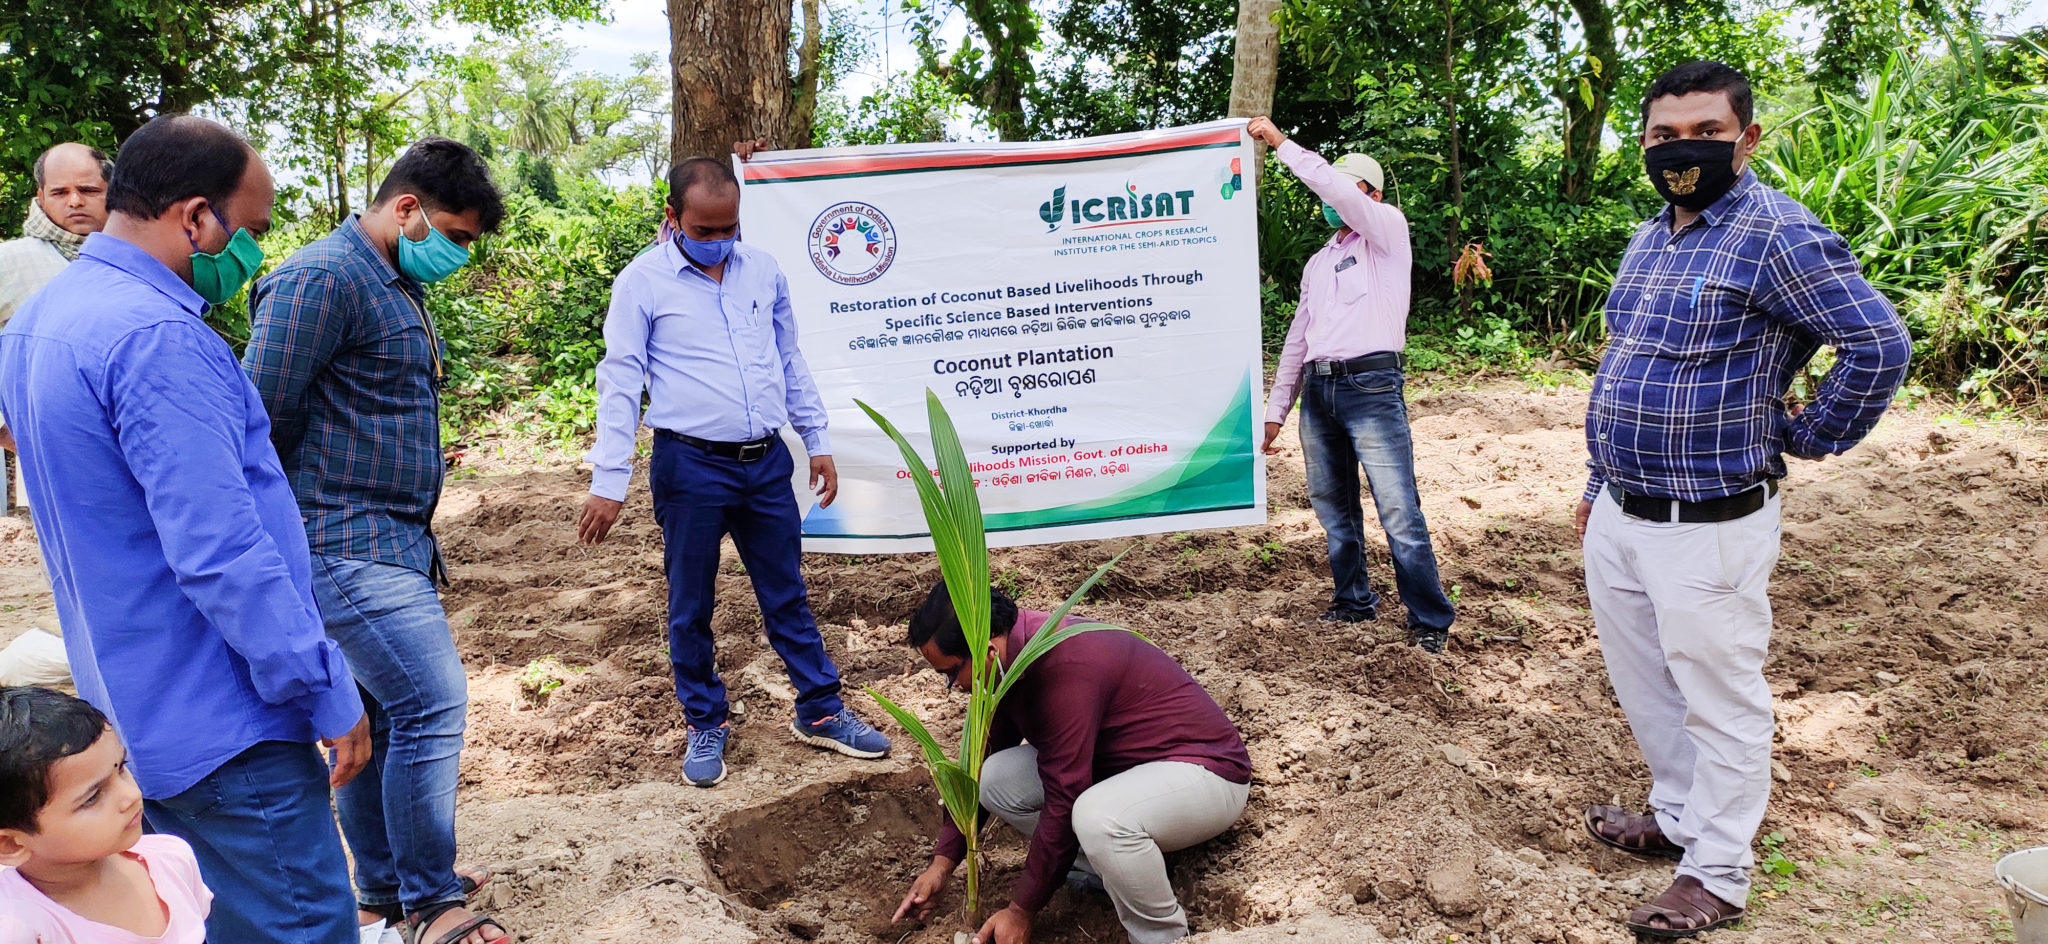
[245,138,508,944]
[1574,62,1910,938]
[0,114,369,943]
[578,156,889,787]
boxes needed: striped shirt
[1585,171,1911,503]
[244,217,447,578]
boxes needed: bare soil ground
[4,380,2043,944]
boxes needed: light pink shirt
[0,835,211,944]
[1264,139,1415,425]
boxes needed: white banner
[739,120,1266,552]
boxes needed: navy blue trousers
[651,433,843,727]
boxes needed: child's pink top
[0,835,211,944]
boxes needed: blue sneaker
[682,723,729,787]
[791,711,892,759]
[1065,868,1106,894]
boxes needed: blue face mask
[396,206,470,283]
[1321,202,1344,229]
[677,230,736,268]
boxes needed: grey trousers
[1583,488,1781,906]
[981,745,1249,944]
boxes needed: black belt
[1310,352,1403,376]
[1607,479,1777,523]
[658,429,779,462]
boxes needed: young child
[0,687,210,943]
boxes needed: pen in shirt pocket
[1689,276,1705,310]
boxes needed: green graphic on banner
[802,373,1255,540]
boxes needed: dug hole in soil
[3,381,2040,944]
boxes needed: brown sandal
[1624,875,1744,938]
[1585,804,1685,861]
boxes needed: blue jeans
[144,740,357,943]
[1297,367,1456,632]
[651,433,844,728]
[312,554,468,914]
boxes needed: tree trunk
[790,0,824,147]
[1443,0,1469,320]
[668,0,793,162]
[1227,0,1280,184]
[1558,0,1616,203]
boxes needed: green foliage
[857,391,1133,918]
[1758,51,2048,401]
[814,71,970,146]
[0,0,605,222]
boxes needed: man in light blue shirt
[0,114,367,943]
[578,156,889,787]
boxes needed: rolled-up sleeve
[106,322,362,738]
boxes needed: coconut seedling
[856,390,1131,924]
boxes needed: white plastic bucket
[1996,847,2048,944]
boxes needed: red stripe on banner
[740,126,1243,183]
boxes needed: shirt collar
[665,237,742,281]
[1652,169,1760,233]
[77,232,206,315]
[1697,169,1760,228]
[342,214,414,289]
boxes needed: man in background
[246,137,509,944]
[0,143,113,505]
[1246,115,1456,653]
[578,154,890,788]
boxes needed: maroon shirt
[933,609,1251,913]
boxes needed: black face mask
[1645,138,1739,211]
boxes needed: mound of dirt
[7,381,2035,944]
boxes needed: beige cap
[1331,153,1384,193]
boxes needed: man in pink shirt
[1248,116,1455,653]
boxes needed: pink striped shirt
[1264,139,1414,425]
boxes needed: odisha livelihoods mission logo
[808,202,897,285]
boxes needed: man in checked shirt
[245,139,511,944]
[1574,61,1910,937]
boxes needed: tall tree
[908,0,1040,141]
[790,0,826,148]
[1556,0,1618,203]
[1229,0,1280,183]
[669,1,792,158]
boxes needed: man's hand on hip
[810,456,839,508]
[1262,421,1283,455]
[579,494,625,545]
[1246,116,1287,148]
[324,714,372,787]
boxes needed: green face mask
[1321,202,1344,229]
[396,206,471,283]
[189,207,264,305]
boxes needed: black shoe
[1321,604,1377,623]
[1411,629,1449,654]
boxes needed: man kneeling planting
[893,583,1252,944]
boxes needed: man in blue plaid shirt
[1573,62,1910,938]
[244,139,510,944]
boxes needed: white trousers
[1583,488,1780,906]
[981,746,1249,944]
